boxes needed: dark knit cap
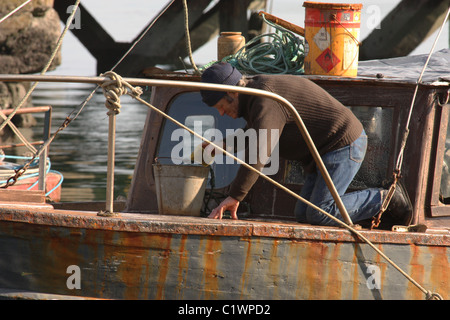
[200,62,242,106]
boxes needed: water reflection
[30,82,150,202]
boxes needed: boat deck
[1,201,448,247]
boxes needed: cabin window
[439,108,450,203]
[350,106,394,188]
[429,99,450,217]
[156,92,246,189]
[440,146,450,201]
[285,106,394,189]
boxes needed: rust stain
[378,244,388,294]
[351,245,360,300]
[175,234,188,299]
[268,239,280,299]
[429,246,449,300]
[155,234,173,300]
[240,236,253,298]
[305,242,328,299]
[374,243,387,297]
[87,228,116,298]
[294,241,308,299]
[285,240,303,299]
[407,244,425,300]
[202,235,222,299]
[117,232,152,300]
[325,242,342,299]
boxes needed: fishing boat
[0,48,448,300]
[0,0,448,302]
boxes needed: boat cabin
[127,49,450,230]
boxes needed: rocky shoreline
[0,0,61,143]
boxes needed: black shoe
[378,181,413,230]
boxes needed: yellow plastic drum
[303,2,363,77]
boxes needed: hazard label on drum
[315,48,340,73]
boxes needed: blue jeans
[294,130,383,226]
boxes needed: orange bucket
[303,2,363,77]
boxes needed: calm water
[31,83,150,201]
[27,0,448,202]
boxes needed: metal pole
[105,112,116,214]
[38,108,52,192]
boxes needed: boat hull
[4,172,62,202]
[0,208,447,300]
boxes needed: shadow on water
[29,82,150,202]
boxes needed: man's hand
[208,196,240,220]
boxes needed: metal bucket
[303,1,363,77]
[153,163,209,216]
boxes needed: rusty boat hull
[0,205,448,300]
[0,51,450,300]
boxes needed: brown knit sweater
[228,74,363,202]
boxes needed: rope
[222,13,305,75]
[99,71,143,116]
[0,0,81,135]
[0,0,443,299]
[0,0,36,154]
[0,0,173,189]
[182,0,200,74]
[0,0,81,189]
[0,0,32,25]
[0,111,37,153]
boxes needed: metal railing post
[38,107,52,192]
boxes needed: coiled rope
[100,71,143,116]
[180,4,304,75]
[222,13,305,75]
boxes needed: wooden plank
[0,189,45,203]
[259,11,305,37]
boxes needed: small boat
[0,49,448,300]
[0,155,63,202]
[0,105,63,203]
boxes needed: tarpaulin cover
[358,48,450,84]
